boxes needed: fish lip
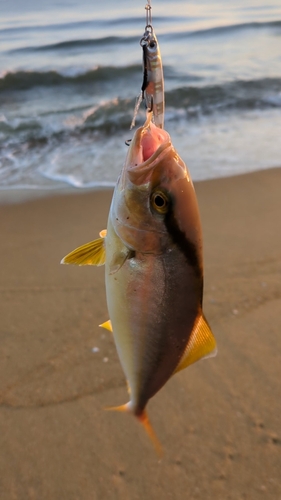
[129,139,172,170]
[124,114,172,185]
[128,142,173,187]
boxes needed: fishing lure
[131,0,165,129]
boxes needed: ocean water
[0,0,281,190]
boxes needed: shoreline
[0,165,280,206]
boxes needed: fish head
[110,113,202,257]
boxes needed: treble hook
[145,0,152,28]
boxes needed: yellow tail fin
[137,410,163,458]
[105,403,163,457]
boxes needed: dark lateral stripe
[164,210,203,279]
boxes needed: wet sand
[0,168,280,500]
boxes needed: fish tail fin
[137,410,163,458]
[105,403,163,457]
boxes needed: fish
[140,25,165,128]
[131,24,165,130]
[62,112,217,454]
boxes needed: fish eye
[151,191,169,214]
[149,40,156,49]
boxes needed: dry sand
[0,168,280,500]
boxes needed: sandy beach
[0,167,280,500]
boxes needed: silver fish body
[61,114,216,450]
[105,115,213,418]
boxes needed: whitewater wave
[1,76,281,181]
[1,65,281,112]
[2,108,281,190]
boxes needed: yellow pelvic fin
[61,230,106,266]
[105,403,163,457]
[173,314,217,375]
[99,320,113,332]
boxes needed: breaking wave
[0,65,142,92]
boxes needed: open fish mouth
[126,112,171,171]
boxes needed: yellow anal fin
[174,314,217,375]
[105,403,163,457]
[99,320,113,332]
[61,230,106,266]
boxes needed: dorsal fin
[174,314,217,374]
[61,230,106,266]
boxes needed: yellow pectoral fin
[61,230,106,266]
[174,315,217,375]
[99,320,113,332]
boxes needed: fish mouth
[125,112,171,185]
